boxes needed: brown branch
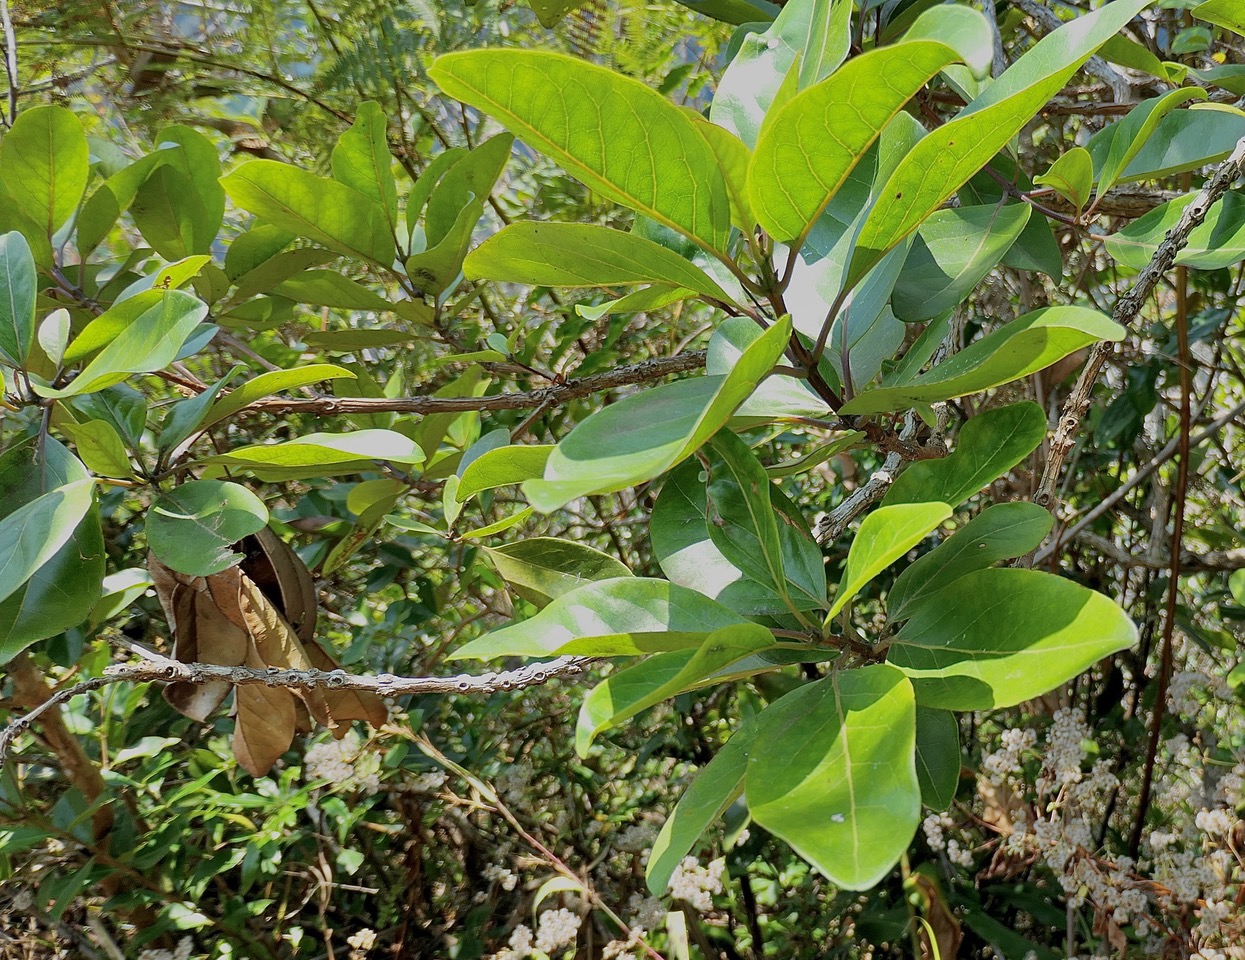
[241,351,707,418]
[1067,532,1245,573]
[0,654,600,768]
[1032,134,1245,515]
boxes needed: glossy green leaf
[884,401,1047,509]
[903,4,993,80]
[711,0,849,147]
[37,291,209,398]
[60,420,133,478]
[576,286,693,321]
[1105,191,1245,270]
[704,430,826,611]
[0,231,37,367]
[132,166,209,260]
[749,41,959,243]
[1034,147,1094,211]
[892,204,1031,322]
[146,480,269,577]
[577,623,774,755]
[888,568,1137,709]
[37,308,70,367]
[221,160,395,265]
[848,0,1151,287]
[647,718,756,894]
[424,134,513,247]
[158,368,243,455]
[888,501,1053,621]
[746,664,920,890]
[672,0,779,24]
[407,198,484,295]
[1085,106,1245,185]
[1098,34,1172,80]
[706,316,831,425]
[0,477,96,607]
[200,429,425,481]
[486,537,632,609]
[450,577,746,660]
[331,102,398,235]
[457,444,552,502]
[405,148,467,245]
[430,51,730,253]
[466,222,732,303]
[522,315,791,512]
[1193,0,1245,35]
[199,364,356,431]
[68,385,147,448]
[0,105,89,236]
[0,438,104,661]
[825,502,951,621]
[915,707,959,812]
[1093,89,1208,198]
[652,460,794,617]
[274,271,399,312]
[841,307,1123,415]
[63,291,170,364]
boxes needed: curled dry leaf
[149,527,387,776]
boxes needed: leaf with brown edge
[148,555,247,722]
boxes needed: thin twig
[1031,135,1245,516]
[0,0,16,126]
[0,655,599,768]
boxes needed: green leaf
[0,438,104,661]
[903,3,994,80]
[848,0,1151,287]
[332,102,398,236]
[891,204,1031,322]
[199,364,356,431]
[884,401,1047,509]
[887,568,1137,709]
[146,480,269,577]
[825,502,951,622]
[652,460,794,617]
[647,718,756,895]
[273,271,398,312]
[36,291,209,398]
[840,307,1123,415]
[576,286,693,321]
[457,444,553,502]
[704,430,826,611]
[157,367,243,455]
[406,198,484,296]
[466,222,732,304]
[1105,191,1245,270]
[199,429,425,481]
[429,50,731,254]
[485,537,632,609]
[522,315,791,512]
[1193,0,1245,35]
[131,131,225,261]
[1092,89,1208,198]
[0,231,37,367]
[449,577,746,660]
[221,160,395,265]
[68,385,147,448]
[1034,147,1094,211]
[915,707,959,812]
[0,477,96,607]
[746,664,920,890]
[749,41,959,243]
[706,316,831,425]
[0,105,89,236]
[1085,105,1245,185]
[671,0,780,24]
[526,0,588,27]
[37,308,70,367]
[59,420,133,478]
[406,148,467,245]
[576,623,774,755]
[424,134,513,247]
[689,116,757,232]
[888,501,1053,621]
[303,330,419,352]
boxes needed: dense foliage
[1,1,1243,958]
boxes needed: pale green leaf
[146,480,269,577]
[200,364,356,431]
[449,577,746,660]
[0,105,89,236]
[486,537,632,609]
[746,664,920,890]
[888,568,1137,709]
[825,502,951,622]
[465,221,732,303]
[840,307,1123,415]
[60,420,133,478]
[1105,191,1245,270]
[1034,147,1094,211]
[200,429,425,481]
[457,444,553,502]
[0,231,37,367]
[429,51,731,253]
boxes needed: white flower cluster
[667,856,725,912]
[483,863,518,891]
[137,937,194,960]
[535,908,582,954]
[616,821,658,853]
[601,926,647,960]
[346,928,377,952]
[981,727,1037,782]
[1036,708,1088,794]
[304,730,381,794]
